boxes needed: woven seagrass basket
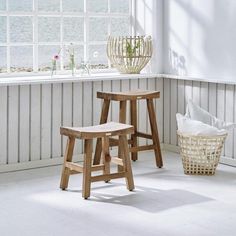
[177,131,227,175]
[107,36,153,74]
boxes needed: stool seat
[97,90,160,101]
[61,122,134,139]
[60,122,135,199]
[94,90,163,168]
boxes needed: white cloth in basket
[186,100,236,130]
[176,113,227,136]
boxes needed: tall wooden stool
[60,122,135,199]
[93,90,163,168]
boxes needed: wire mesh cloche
[107,36,153,74]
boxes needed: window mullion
[33,0,38,72]
[60,0,64,71]
[131,0,136,36]
[84,0,88,62]
[107,0,111,69]
[6,0,10,73]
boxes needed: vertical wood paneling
[30,85,41,161]
[73,82,83,154]
[138,78,147,145]
[234,86,236,159]
[200,82,209,111]
[41,84,51,160]
[0,87,7,164]
[192,81,200,106]
[170,79,177,145]
[19,85,30,163]
[62,83,73,153]
[52,83,62,158]
[156,78,163,143]
[209,83,217,116]
[4,76,236,169]
[225,85,234,158]
[8,86,19,164]
[164,78,171,144]
[184,80,193,109]
[83,81,93,126]
[177,80,185,115]
[217,84,226,155]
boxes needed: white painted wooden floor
[1,151,236,236]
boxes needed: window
[0,0,132,74]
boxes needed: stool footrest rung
[66,162,105,174]
[91,172,126,182]
[111,157,124,166]
[136,132,152,139]
[109,137,133,147]
[66,162,83,173]
[130,145,155,153]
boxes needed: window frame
[0,0,135,77]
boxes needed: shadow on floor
[68,183,214,213]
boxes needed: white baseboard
[1,143,235,173]
[0,155,83,173]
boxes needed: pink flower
[54,55,59,60]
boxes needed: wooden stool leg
[119,100,127,123]
[102,136,111,183]
[147,99,163,168]
[119,135,135,191]
[60,137,75,190]
[82,139,93,199]
[130,100,138,161]
[118,100,127,172]
[93,99,110,165]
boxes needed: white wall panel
[164,78,170,144]
[0,87,7,164]
[8,86,19,164]
[170,79,177,145]
[52,83,62,158]
[41,84,51,160]
[19,85,30,163]
[156,78,164,143]
[6,77,236,170]
[30,85,41,161]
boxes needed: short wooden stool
[93,90,163,168]
[60,122,135,199]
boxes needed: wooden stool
[60,122,135,199]
[93,90,163,168]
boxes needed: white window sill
[0,72,163,86]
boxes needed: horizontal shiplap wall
[164,78,236,166]
[0,77,163,172]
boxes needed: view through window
[0,0,131,74]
